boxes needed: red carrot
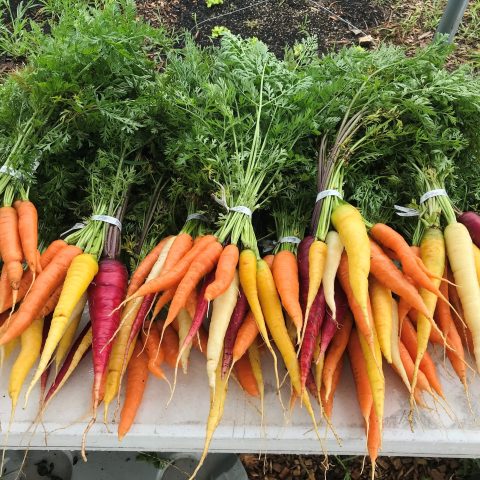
[297,236,314,316]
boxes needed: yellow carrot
[323,231,344,319]
[248,339,264,426]
[54,293,87,372]
[472,244,480,286]
[369,277,393,363]
[391,299,410,392]
[25,253,99,406]
[332,203,370,330]
[177,308,193,374]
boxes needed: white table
[1,344,478,457]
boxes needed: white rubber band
[394,205,420,217]
[277,236,301,244]
[186,213,208,223]
[316,189,343,203]
[91,214,122,231]
[229,205,252,217]
[0,165,23,180]
[61,222,85,238]
[420,189,448,204]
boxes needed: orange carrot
[234,353,259,397]
[321,359,343,420]
[118,342,149,440]
[0,206,24,303]
[263,255,274,268]
[0,265,10,312]
[398,341,432,394]
[322,312,353,399]
[142,327,166,380]
[157,320,179,368]
[348,329,373,433]
[130,234,216,300]
[205,244,239,301]
[232,311,259,362]
[272,250,302,342]
[0,245,82,345]
[14,200,38,276]
[39,285,63,318]
[367,405,381,479]
[400,316,443,397]
[163,242,223,330]
[152,288,176,320]
[337,254,373,346]
[40,240,68,267]
[127,236,173,296]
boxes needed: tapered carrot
[297,236,314,315]
[321,359,343,420]
[400,316,443,397]
[234,353,259,397]
[348,329,373,434]
[398,341,432,395]
[367,406,382,480]
[263,254,274,268]
[14,200,38,276]
[232,311,258,362]
[338,253,373,347]
[205,244,239,301]
[322,311,353,399]
[0,245,82,344]
[118,342,149,440]
[158,320,179,368]
[272,250,303,343]
[129,234,215,301]
[369,277,393,363]
[0,206,23,305]
[142,327,166,380]
[127,236,173,296]
[162,241,223,332]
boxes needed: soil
[136,0,386,56]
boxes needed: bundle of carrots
[2,4,480,479]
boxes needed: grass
[375,0,480,67]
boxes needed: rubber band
[316,189,343,203]
[186,213,208,223]
[212,186,253,217]
[61,222,85,238]
[228,205,252,217]
[0,165,23,180]
[420,189,448,204]
[277,236,301,244]
[394,205,420,217]
[91,214,122,231]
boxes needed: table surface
[1,331,478,458]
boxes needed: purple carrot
[222,286,249,376]
[306,370,319,403]
[319,283,348,357]
[88,258,128,411]
[44,321,92,404]
[39,314,53,404]
[458,211,480,248]
[297,235,314,316]
[181,271,215,352]
[299,286,326,389]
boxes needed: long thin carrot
[232,311,258,362]
[0,245,82,344]
[234,352,259,397]
[367,405,382,480]
[321,359,343,420]
[205,244,239,301]
[158,320,179,368]
[14,200,38,276]
[142,327,166,380]
[118,342,149,440]
[127,236,173,297]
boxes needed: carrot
[322,311,353,399]
[205,244,239,301]
[177,308,193,374]
[448,273,473,353]
[117,342,149,440]
[272,250,302,342]
[0,245,82,344]
[297,236,314,315]
[398,340,432,395]
[232,311,258,362]
[369,276,393,363]
[0,206,23,303]
[129,234,215,301]
[321,358,343,420]
[410,228,444,404]
[391,299,410,392]
[304,240,327,339]
[348,329,373,434]
[401,316,443,397]
[256,259,320,436]
[299,287,326,391]
[0,265,11,312]
[163,241,223,332]
[142,327,166,380]
[207,271,239,390]
[248,339,264,417]
[158,320,179,368]
[25,253,99,403]
[323,231,344,320]
[152,288,176,320]
[332,203,370,330]
[222,287,249,376]
[369,240,431,319]
[40,240,68,267]
[337,253,373,346]
[127,236,173,296]
[234,352,259,397]
[370,223,445,298]
[472,244,480,285]
[239,249,278,381]
[14,200,38,276]
[445,221,480,371]
[367,406,382,480]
